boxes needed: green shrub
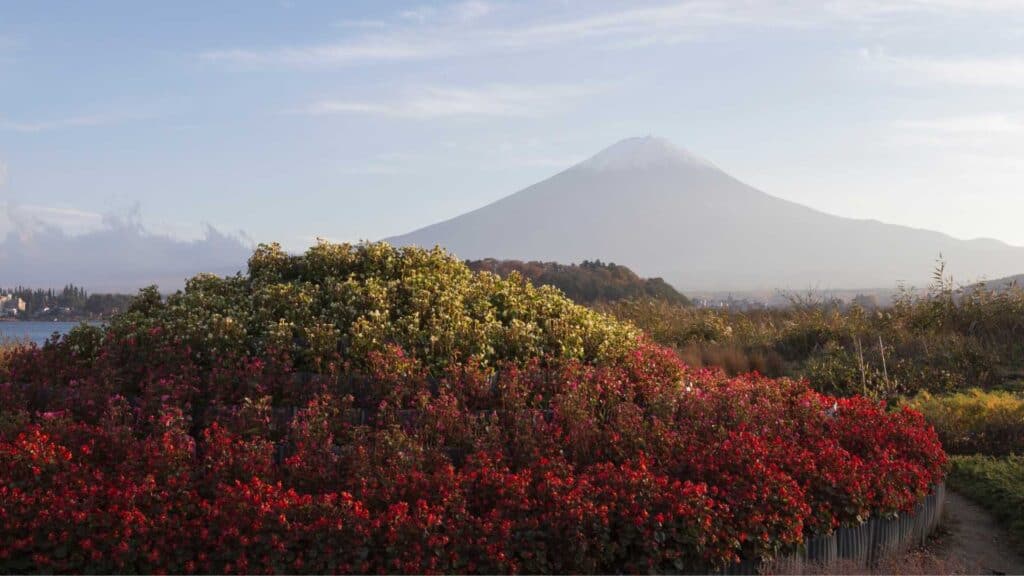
[107,241,640,374]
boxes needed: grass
[601,275,1024,400]
[947,455,1024,555]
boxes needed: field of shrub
[904,390,1024,456]
[603,276,1024,400]
[0,242,947,574]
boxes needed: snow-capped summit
[579,136,717,172]
[387,136,1024,292]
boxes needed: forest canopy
[466,258,690,307]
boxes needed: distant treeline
[1,284,134,320]
[466,258,690,306]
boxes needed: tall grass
[602,280,1024,399]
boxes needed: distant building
[1,296,26,316]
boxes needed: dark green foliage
[466,259,690,306]
[1,284,134,320]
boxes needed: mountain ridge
[386,136,1024,291]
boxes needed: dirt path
[935,490,1024,575]
[791,490,1024,575]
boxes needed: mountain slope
[387,137,1024,291]
[965,274,1024,293]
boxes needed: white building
[1,296,26,316]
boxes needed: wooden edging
[722,483,947,575]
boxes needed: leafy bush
[905,390,1024,455]
[101,242,640,375]
[947,455,1024,554]
[0,242,947,574]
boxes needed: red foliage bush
[0,333,946,574]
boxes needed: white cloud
[400,2,493,23]
[897,114,1024,135]
[0,209,252,291]
[825,0,1024,20]
[0,109,153,133]
[202,3,783,67]
[204,2,494,66]
[487,3,823,49]
[335,152,422,175]
[333,19,389,30]
[0,160,7,189]
[3,203,106,236]
[297,84,603,119]
[200,36,448,66]
[864,49,1024,87]
[451,1,493,22]
[889,114,1024,165]
[202,1,1024,68]
[0,114,111,133]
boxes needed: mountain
[387,136,1024,291]
[965,274,1024,293]
[0,218,251,292]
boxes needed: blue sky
[2,0,1024,251]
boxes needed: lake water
[0,321,102,346]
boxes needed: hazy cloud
[296,84,603,119]
[897,114,1024,135]
[0,34,23,64]
[0,114,110,133]
[3,203,107,236]
[201,37,447,66]
[202,1,1024,68]
[450,1,494,22]
[0,205,252,291]
[864,49,1024,87]
[890,114,1024,154]
[824,0,1024,20]
[0,109,153,133]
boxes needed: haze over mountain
[966,274,1024,293]
[388,137,1024,292]
[0,214,251,292]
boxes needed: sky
[2,0,1024,252]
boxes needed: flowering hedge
[0,242,947,574]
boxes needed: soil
[934,490,1024,575]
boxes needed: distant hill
[0,218,250,292]
[466,258,690,306]
[964,274,1024,293]
[388,136,1024,292]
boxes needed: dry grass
[0,338,27,367]
[676,342,787,377]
